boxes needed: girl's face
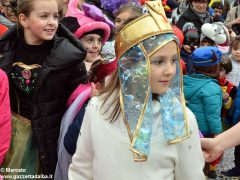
[150,41,177,95]
[80,34,102,63]
[115,10,132,34]
[231,47,240,61]
[19,0,59,45]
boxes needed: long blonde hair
[99,69,121,123]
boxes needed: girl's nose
[164,62,175,75]
[93,40,101,49]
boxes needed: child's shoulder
[87,96,103,111]
[86,92,118,114]
[88,94,106,104]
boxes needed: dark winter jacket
[0,24,88,175]
[180,49,195,74]
[184,74,222,135]
[64,99,89,155]
[176,6,213,34]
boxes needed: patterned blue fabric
[118,33,189,161]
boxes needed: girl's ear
[18,13,29,28]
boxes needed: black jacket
[176,7,213,34]
[0,24,88,175]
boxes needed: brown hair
[114,2,142,18]
[17,0,58,17]
[99,69,121,123]
[220,55,232,74]
[88,60,104,83]
[17,0,36,17]
[195,64,220,79]
[114,2,142,36]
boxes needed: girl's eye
[40,15,47,18]
[54,14,59,19]
[115,18,121,24]
[87,39,94,42]
[151,59,163,65]
[171,57,177,64]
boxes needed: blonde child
[69,1,205,180]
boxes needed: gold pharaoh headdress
[115,0,189,161]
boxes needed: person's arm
[201,122,240,162]
[67,62,88,97]
[213,122,240,149]
[68,103,94,180]
[224,7,240,28]
[0,70,11,165]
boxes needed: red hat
[172,25,184,47]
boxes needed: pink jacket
[0,69,11,166]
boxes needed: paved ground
[207,148,236,180]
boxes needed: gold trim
[119,89,133,141]
[131,44,150,153]
[130,147,147,161]
[12,112,31,124]
[177,46,190,140]
[12,62,42,69]
[148,39,173,58]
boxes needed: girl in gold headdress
[69,1,205,179]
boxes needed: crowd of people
[0,0,240,179]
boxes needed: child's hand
[201,138,224,162]
[223,92,229,102]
